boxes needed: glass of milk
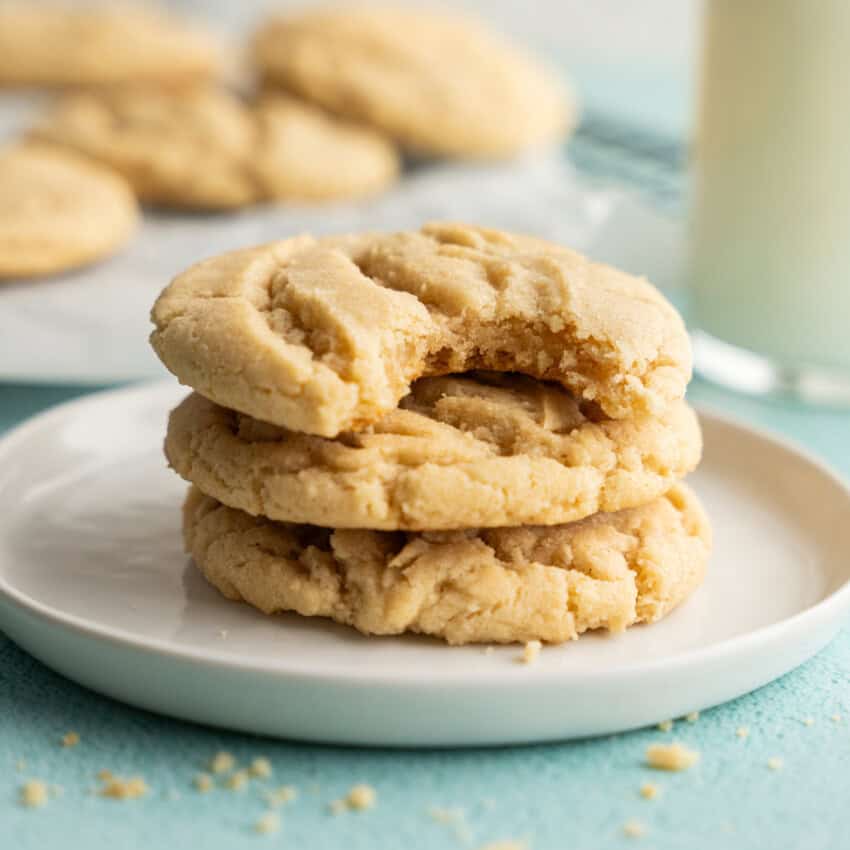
[690,0,850,403]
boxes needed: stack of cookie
[151,222,710,646]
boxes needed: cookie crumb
[802,717,815,727]
[255,811,280,835]
[348,784,376,810]
[639,782,659,800]
[645,742,700,771]
[225,769,249,791]
[831,713,842,723]
[330,784,377,813]
[767,757,783,771]
[20,780,49,808]
[685,711,699,723]
[99,775,148,800]
[657,719,673,732]
[735,726,749,739]
[264,785,297,807]
[97,769,113,781]
[519,640,541,665]
[209,751,235,774]
[219,629,228,639]
[61,731,80,748]
[194,773,213,793]
[249,757,272,778]
[328,798,347,815]
[483,646,494,656]
[623,819,646,838]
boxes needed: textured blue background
[3,35,850,846]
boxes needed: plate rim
[1,379,850,689]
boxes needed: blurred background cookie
[30,87,400,209]
[0,143,138,279]
[253,5,575,158]
[0,2,223,89]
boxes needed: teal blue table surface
[3,72,850,846]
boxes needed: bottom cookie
[183,484,711,646]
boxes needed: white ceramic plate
[1,382,848,747]
[0,152,682,384]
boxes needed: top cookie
[0,3,221,88]
[254,6,573,158]
[30,88,399,209]
[0,143,138,279]
[150,223,691,436]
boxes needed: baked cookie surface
[166,375,702,530]
[254,6,572,158]
[151,223,691,434]
[183,483,711,645]
[31,88,399,209]
[0,144,138,279]
[0,3,220,88]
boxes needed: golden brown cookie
[150,223,691,435]
[0,143,138,279]
[30,88,399,209]
[254,6,573,158]
[0,3,221,88]
[183,483,711,645]
[166,374,701,530]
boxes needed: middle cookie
[166,372,701,530]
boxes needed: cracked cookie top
[183,483,711,645]
[166,374,701,530]
[151,223,692,435]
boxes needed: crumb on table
[330,783,377,813]
[519,640,542,665]
[194,773,213,793]
[657,719,673,732]
[736,726,749,739]
[209,751,235,774]
[99,775,149,800]
[639,782,659,800]
[623,819,646,838]
[264,785,297,807]
[61,731,80,748]
[255,811,281,834]
[645,742,700,771]
[20,780,49,808]
[249,757,273,778]
[767,756,783,771]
